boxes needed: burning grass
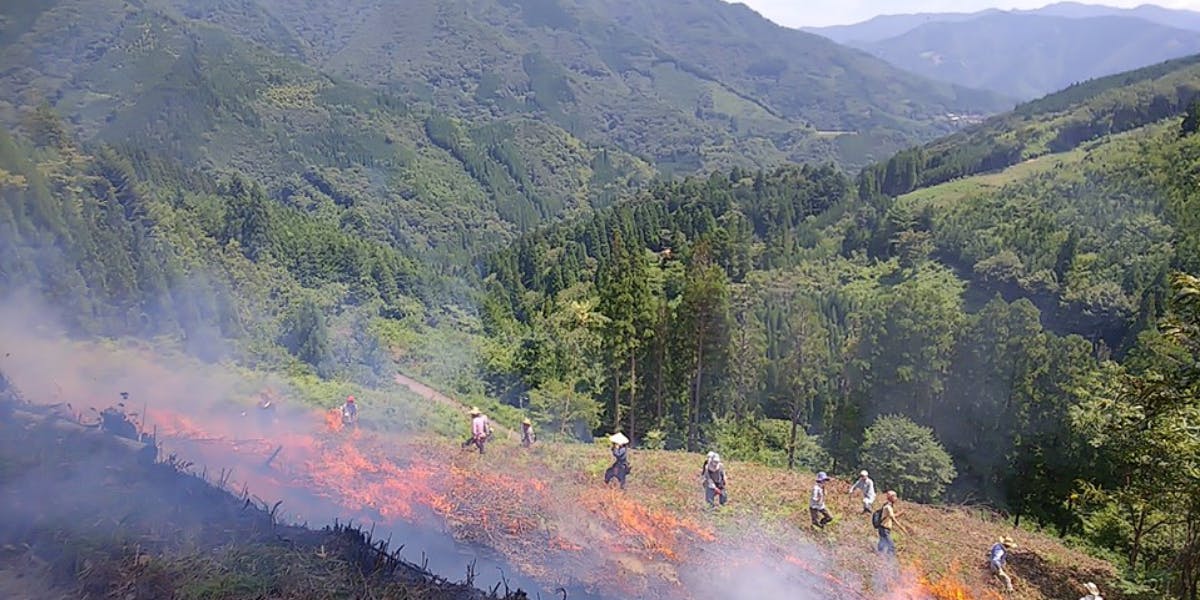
[0,397,528,600]
[0,334,1127,600]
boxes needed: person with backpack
[874,490,907,555]
[701,452,727,508]
[988,536,1017,593]
[604,433,631,489]
[848,470,876,514]
[810,472,834,528]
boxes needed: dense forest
[475,102,1200,598]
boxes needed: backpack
[871,506,885,529]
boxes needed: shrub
[860,415,957,502]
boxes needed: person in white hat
[810,472,834,528]
[1079,582,1103,600]
[701,452,727,508]
[604,432,631,489]
[849,470,876,514]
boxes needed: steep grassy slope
[0,334,1126,600]
[857,14,1200,100]
[162,0,1010,169]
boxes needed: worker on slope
[1079,582,1104,600]
[849,470,876,514]
[810,472,834,528]
[341,395,358,427]
[701,451,728,508]
[874,490,907,555]
[604,432,631,490]
[988,536,1017,593]
[521,417,535,448]
[461,407,492,454]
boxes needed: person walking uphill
[874,490,907,555]
[849,470,876,514]
[604,433,631,490]
[810,472,834,528]
[461,407,492,454]
[988,536,1017,593]
[702,452,728,508]
[521,418,535,448]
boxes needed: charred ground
[0,378,530,600]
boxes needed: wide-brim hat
[522,418,531,425]
[609,432,630,445]
[1084,582,1100,595]
[468,407,481,416]
[999,536,1017,548]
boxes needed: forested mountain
[5,0,1200,595]
[475,54,1200,597]
[152,0,1008,169]
[806,2,1200,44]
[0,0,665,265]
[854,14,1200,100]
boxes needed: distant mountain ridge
[805,2,1200,44]
[157,0,1011,170]
[854,13,1200,100]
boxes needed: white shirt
[810,483,827,509]
[850,477,876,502]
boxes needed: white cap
[860,470,869,478]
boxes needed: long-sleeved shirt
[704,463,726,489]
[989,543,1007,567]
[471,415,490,437]
[849,477,876,502]
[810,483,827,509]
[612,445,628,464]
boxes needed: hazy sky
[738,1,1200,27]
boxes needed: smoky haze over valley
[2,0,1200,598]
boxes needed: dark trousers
[810,507,833,528]
[705,487,728,507]
[605,461,628,489]
[877,527,896,554]
[462,435,485,454]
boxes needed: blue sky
[737,0,1200,27]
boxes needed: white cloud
[732,0,1200,28]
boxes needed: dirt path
[393,373,511,437]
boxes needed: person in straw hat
[988,536,1017,593]
[521,417,535,448]
[604,432,631,489]
[461,407,492,454]
[1078,582,1103,600]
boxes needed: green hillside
[857,53,1200,199]
[156,0,1010,169]
[0,0,655,264]
[3,3,1200,599]
[472,67,1200,598]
